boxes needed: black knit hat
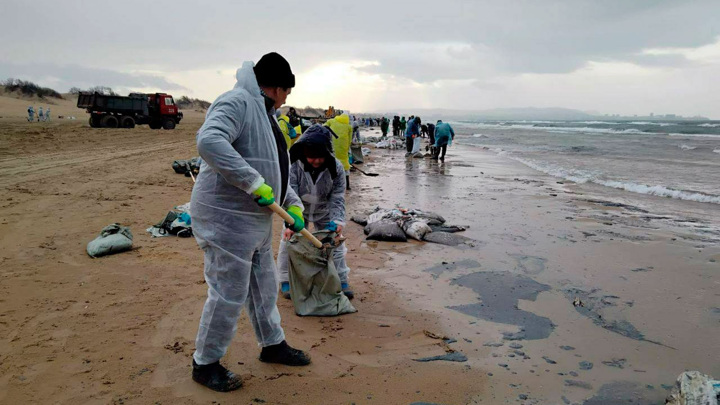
[254,52,295,89]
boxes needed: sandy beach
[1,95,719,405]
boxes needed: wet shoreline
[349,132,720,404]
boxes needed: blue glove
[325,221,338,232]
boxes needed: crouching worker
[277,124,354,300]
[190,52,310,393]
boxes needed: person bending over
[277,124,354,300]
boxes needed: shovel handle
[268,202,323,248]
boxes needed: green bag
[287,230,356,316]
[87,223,133,258]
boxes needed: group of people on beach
[394,114,456,161]
[27,105,51,122]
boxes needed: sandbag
[423,231,471,246]
[366,220,407,242]
[411,136,422,154]
[287,230,356,317]
[408,209,446,226]
[402,219,432,241]
[350,144,364,164]
[87,223,133,258]
[351,215,368,226]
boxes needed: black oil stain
[424,259,481,279]
[449,271,554,340]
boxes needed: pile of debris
[351,207,469,245]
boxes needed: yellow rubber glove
[252,183,275,207]
[285,205,305,232]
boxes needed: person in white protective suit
[37,106,44,122]
[276,124,354,300]
[45,107,51,121]
[190,52,311,392]
[27,106,34,122]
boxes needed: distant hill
[176,96,211,111]
[2,79,64,100]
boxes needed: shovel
[351,164,379,177]
[268,202,324,248]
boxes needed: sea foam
[489,148,720,205]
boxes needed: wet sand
[1,104,718,404]
[0,114,486,404]
[351,130,720,404]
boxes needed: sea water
[454,120,720,235]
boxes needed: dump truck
[77,92,183,129]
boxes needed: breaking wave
[465,122,647,135]
[669,133,720,138]
[678,144,697,150]
[490,148,720,205]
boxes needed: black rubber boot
[192,360,243,392]
[346,175,351,190]
[259,341,311,366]
[341,283,355,300]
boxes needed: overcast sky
[2,0,719,117]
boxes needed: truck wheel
[101,115,119,128]
[89,115,101,128]
[89,117,96,128]
[120,116,136,129]
[162,119,176,130]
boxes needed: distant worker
[324,113,352,190]
[426,121,436,155]
[392,116,400,137]
[45,107,51,121]
[433,120,455,162]
[380,117,389,137]
[421,123,428,138]
[287,106,301,127]
[399,116,407,134]
[404,116,422,156]
[352,117,360,142]
[276,124,354,300]
[276,110,298,149]
[37,106,44,122]
[190,52,310,393]
[27,106,34,122]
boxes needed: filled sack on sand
[350,144,364,164]
[423,231,472,246]
[365,220,407,242]
[402,219,432,241]
[351,215,368,226]
[287,230,357,317]
[87,223,133,258]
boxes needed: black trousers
[406,137,414,153]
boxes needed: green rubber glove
[285,205,305,232]
[252,183,275,207]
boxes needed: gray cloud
[0,0,718,115]
[0,62,188,93]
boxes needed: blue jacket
[405,117,421,138]
[434,122,455,147]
